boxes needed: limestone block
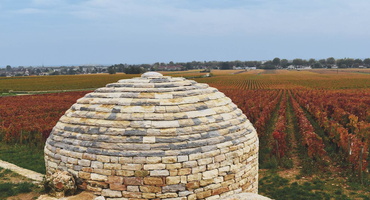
[92,169,112,176]
[104,163,121,170]
[122,191,142,198]
[143,177,164,185]
[140,185,161,193]
[178,168,191,176]
[197,157,213,166]
[150,170,169,176]
[162,184,186,193]
[79,171,91,180]
[123,177,143,185]
[156,193,178,198]
[116,170,134,177]
[118,157,133,164]
[78,159,91,167]
[142,192,156,199]
[107,176,123,184]
[143,136,156,144]
[91,173,108,181]
[91,161,104,169]
[82,153,97,161]
[127,185,139,192]
[102,189,122,197]
[143,163,166,170]
[196,190,212,199]
[187,173,202,182]
[121,164,142,170]
[177,155,189,162]
[134,170,149,177]
[110,184,126,191]
[166,176,181,185]
[96,155,110,163]
[182,161,197,168]
[202,169,219,179]
[162,156,177,163]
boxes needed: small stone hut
[44,72,259,199]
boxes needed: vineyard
[0,69,369,199]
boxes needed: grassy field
[0,69,369,199]
[0,73,137,92]
[0,70,210,93]
[0,167,41,200]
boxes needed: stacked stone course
[44,72,259,199]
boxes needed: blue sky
[1,0,370,67]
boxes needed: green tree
[123,66,146,74]
[318,59,326,66]
[363,58,370,67]
[272,57,281,66]
[108,66,116,74]
[292,59,304,66]
[6,65,11,71]
[308,58,316,66]
[326,57,335,66]
[354,58,363,66]
[280,59,289,68]
[312,62,322,68]
[220,62,232,70]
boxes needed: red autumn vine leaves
[0,72,369,172]
[0,91,88,144]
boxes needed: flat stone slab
[37,191,97,200]
[221,193,272,200]
[0,159,44,182]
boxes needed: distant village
[1,57,369,77]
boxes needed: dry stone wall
[44,72,259,199]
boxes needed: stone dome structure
[44,72,259,199]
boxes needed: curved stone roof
[44,72,259,199]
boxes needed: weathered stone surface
[162,184,186,193]
[44,170,77,198]
[140,185,161,193]
[101,189,122,197]
[143,177,164,185]
[123,177,143,185]
[166,176,181,185]
[44,72,259,199]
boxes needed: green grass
[0,182,36,199]
[0,143,45,174]
[0,167,41,200]
[259,172,351,200]
[0,169,12,178]
[259,94,283,169]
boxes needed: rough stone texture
[44,170,77,198]
[44,72,259,199]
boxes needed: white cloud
[12,8,46,14]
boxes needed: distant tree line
[108,64,147,74]
[107,57,370,72]
[2,57,370,77]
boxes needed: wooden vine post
[359,146,364,184]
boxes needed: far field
[0,69,369,199]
